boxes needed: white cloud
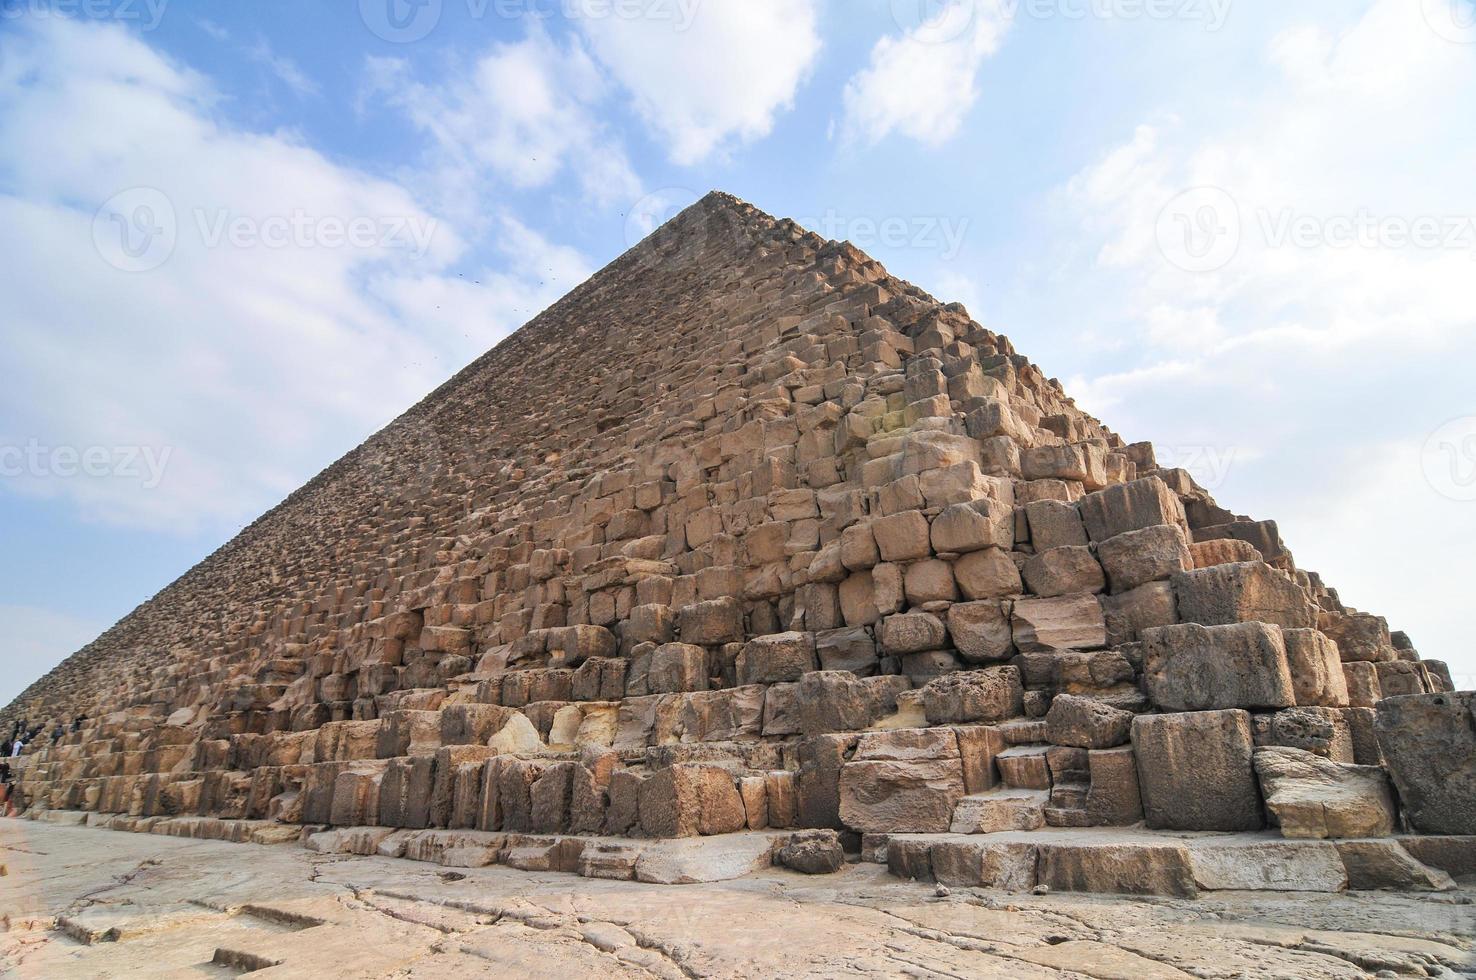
[575,0,821,164]
[0,606,106,712]
[364,30,641,217]
[1049,0,1476,676]
[247,38,321,98]
[0,17,589,533]
[840,0,1011,147]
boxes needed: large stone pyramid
[5,192,1471,893]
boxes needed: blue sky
[3,0,1476,707]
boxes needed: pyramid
[4,192,1471,893]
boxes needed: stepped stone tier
[4,192,1472,893]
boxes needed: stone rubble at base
[3,192,1472,897]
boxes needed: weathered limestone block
[1253,746,1395,839]
[796,734,858,830]
[1022,546,1105,598]
[1375,693,1476,835]
[1255,705,1351,759]
[1282,629,1350,707]
[815,626,879,674]
[945,600,1014,663]
[375,710,442,759]
[1335,840,1455,891]
[838,570,881,627]
[777,830,844,874]
[1024,499,1088,551]
[1375,660,1429,698]
[548,625,618,668]
[1173,562,1315,631]
[737,631,818,685]
[528,760,577,834]
[1100,580,1178,646]
[903,559,957,605]
[1021,444,1106,489]
[1340,661,1382,709]
[1142,621,1295,711]
[1321,612,1395,663]
[648,643,709,694]
[496,758,545,833]
[872,510,932,562]
[677,686,765,743]
[379,755,435,829]
[953,723,1006,794]
[839,728,966,833]
[440,704,516,746]
[1189,537,1262,568]
[952,548,1022,601]
[1188,839,1347,892]
[638,763,745,838]
[624,604,675,646]
[931,839,1039,890]
[765,770,798,829]
[899,429,980,477]
[1011,594,1106,652]
[1132,709,1263,831]
[879,611,947,655]
[1079,477,1185,544]
[1045,694,1133,749]
[677,597,744,645]
[1085,746,1143,826]
[930,500,1012,554]
[1038,841,1197,897]
[840,522,880,571]
[311,720,380,763]
[798,671,909,736]
[431,746,496,828]
[921,667,1023,725]
[572,657,627,701]
[1097,525,1191,594]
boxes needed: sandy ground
[2,818,1474,979]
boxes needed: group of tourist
[1,715,86,815]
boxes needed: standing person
[0,759,11,816]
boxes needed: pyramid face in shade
[7,192,1469,864]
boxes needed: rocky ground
[2,820,1473,979]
